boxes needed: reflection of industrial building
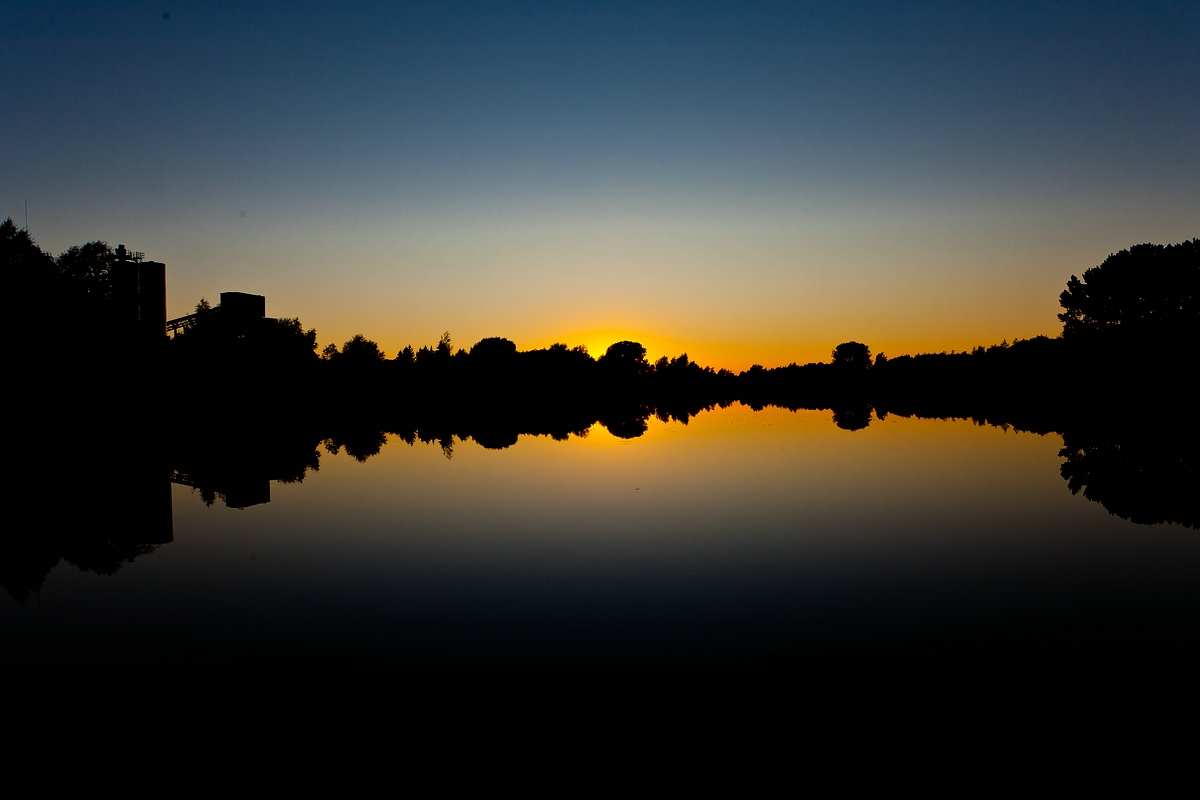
[222,479,271,509]
[111,244,167,338]
[162,283,281,509]
[127,466,175,545]
[172,470,271,509]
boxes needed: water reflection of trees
[2,436,173,602]
[1059,425,1196,529]
[4,225,1195,602]
[222,396,1198,532]
[171,426,322,508]
[4,393,1194,603]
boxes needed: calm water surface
[6,405,1197,664]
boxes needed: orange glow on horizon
[326,327,1064,374]
[466,328,1062,373]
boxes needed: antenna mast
[24,198,28,231]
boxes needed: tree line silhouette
[3,219,1196,600]
[6,217,1192,427]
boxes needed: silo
[138,261,167,335]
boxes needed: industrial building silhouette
[112,244,166,338]
[167,290,271,335]
[119,244,274,509]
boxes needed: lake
[4,403,1197,671]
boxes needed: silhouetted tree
[171,296,319,371]
[338,334,386,365]
[599,340,651,378]
[1,217,55,275]
[1059,239,1198,338]
[469,337,518,361]
[832,341,872,369]
[3,220,137,376]
[55,241,115,299]
[190,297,217,331]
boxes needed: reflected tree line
[3,220,1196,600]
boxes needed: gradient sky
[4,1,1197,368]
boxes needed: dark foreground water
[4,404,1197,674]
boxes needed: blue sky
[4,1,1197,365]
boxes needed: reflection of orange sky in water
[578,401,1047,457]
[477,403,1065,524]
[507,404,1066,534]
[402,401,1061,498]
[252,400,1075,553]
[174,399,1114,569]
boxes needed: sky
[3,1,1197,368]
